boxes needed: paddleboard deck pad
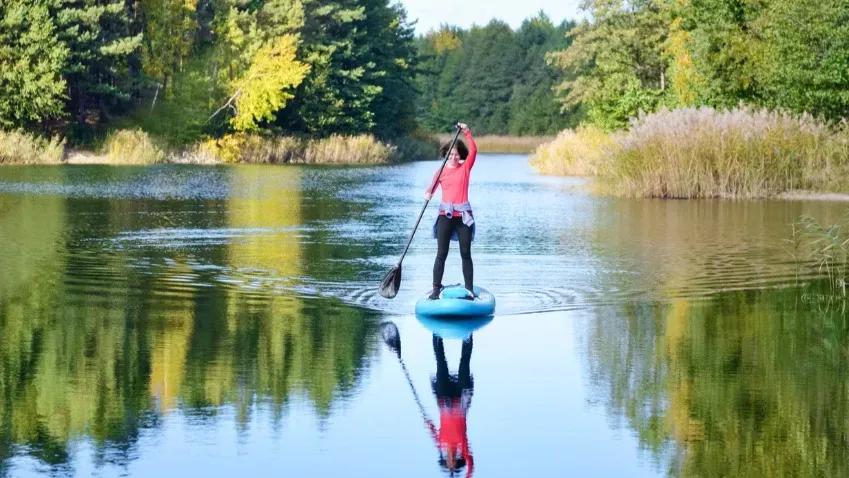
[414,284,495,317]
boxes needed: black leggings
[433,215,473,291]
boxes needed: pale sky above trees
[398,0,584,35]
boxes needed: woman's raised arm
[462,127,477,171]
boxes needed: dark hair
[440,139,469,160]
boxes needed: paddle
[379,122,463,299]
[380,321,432,425]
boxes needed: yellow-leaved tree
[228,35,310,131]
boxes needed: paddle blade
[378,264,402,299]
[380,321,401,358]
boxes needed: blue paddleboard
[414,284,496,318]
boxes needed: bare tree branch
[208,88,242,122]
[149,81,161,115]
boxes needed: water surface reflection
[582,284,849,477]
[2,159,849,477]
[380,317,493,477]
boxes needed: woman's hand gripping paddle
[378,123,463,299]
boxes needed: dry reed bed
[530,106,849,198]
[1,129,436,165]
[528,127,611,177]
[186,133,432,164]
[0,130,64,164]
[103,129,166,164]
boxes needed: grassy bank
[531,106,849,198]
[179,133,437,164]
[2,129,438,166]
[436,134,554,154]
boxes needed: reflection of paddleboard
[414,284,496,317]
[415,314,494,340]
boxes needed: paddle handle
[397,123,463,265]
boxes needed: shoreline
[776,191,849,202]
[2,130,441,166]
[544,175,849,202]
[435,133,553,154]
[16,149,849,202]
[63,151,112,165]
[51,154,849,202]
[57,143,541,166]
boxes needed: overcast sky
[397,0,585,35]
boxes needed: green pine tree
[508,14,578,134]
[274,0,418,137]
[0,0,69,129]
[55,0,143,137]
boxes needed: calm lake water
[1,155,848,477]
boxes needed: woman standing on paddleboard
[425,122,477,300]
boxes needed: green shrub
[390,131,439,162]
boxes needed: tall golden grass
[528,126,610,176]
[436,134,554,154]
[181,133,429,165]
[302,135,392,164]
[788,211,849,294]
[185,134,302,164]
[531,106,849,199]
[1,128,435,166]
[103,129,166,164]
[0,130,65,164]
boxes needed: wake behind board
[414,284,495,318]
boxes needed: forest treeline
[414,14,580,136]
[1,0,419,148]
[548,0,849,131]
[1,0,848,160]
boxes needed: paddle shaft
[398,357,431,424]
[396,125,463,266]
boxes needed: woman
[425,122,478,300]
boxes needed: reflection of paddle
[378,123,462,299]
[380,321,433,425]
[381,321,474,477]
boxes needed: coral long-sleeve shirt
[425,129,477,209]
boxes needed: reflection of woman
[424,334,474,477]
